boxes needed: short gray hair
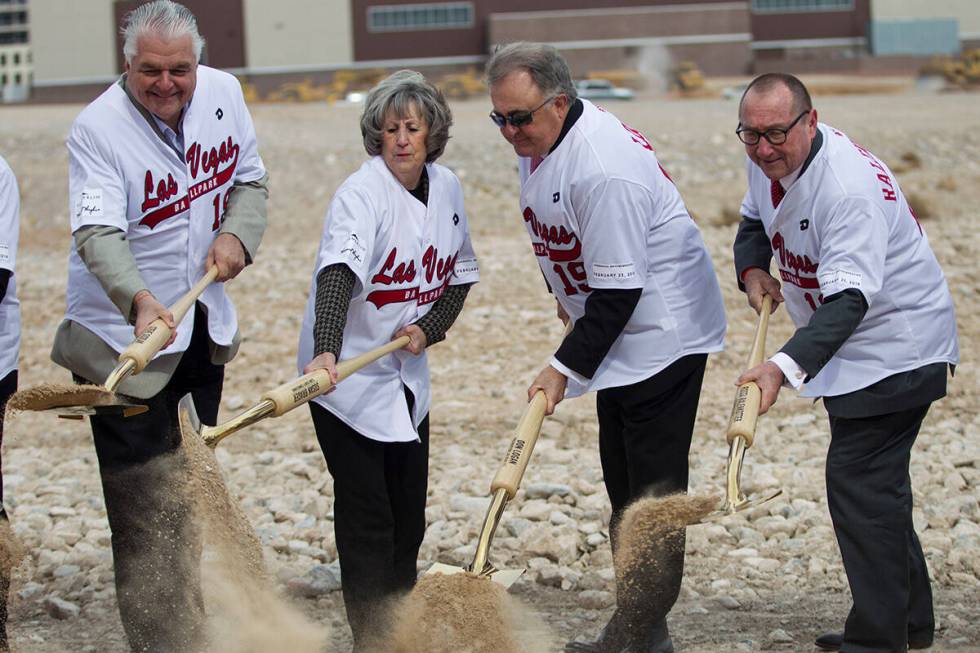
[486,42,577,102]
[122,1,204,64]
[360,70,453,163]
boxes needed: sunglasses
[489,95,559,128]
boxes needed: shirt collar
[548,97,584,155]
[778,127,823,190]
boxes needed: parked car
[574,79,635,100]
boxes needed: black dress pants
[827,403,935,653]
[310,395,429,650]
[84,305,223,653]
[596,353,707,631]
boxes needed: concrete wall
[871,0,980,39]
[243,0,352,69]
[30,0,116,84]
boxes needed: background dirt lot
[0,82,977,651]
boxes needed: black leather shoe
[565,611,628,652]
[814,631,934,651]
[566,615,673,653]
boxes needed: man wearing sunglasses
[487,42,727,653]
[733,73,958,653]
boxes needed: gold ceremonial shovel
[704,294,783,522]
[425,390,548,589]
[179,336,411,448]
[425,323,572,589]
[17,267,219,419]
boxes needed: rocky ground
[0,80,977,652]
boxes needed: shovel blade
[423,562,525,590]
[700,488,784,524]
[177,394,203,440]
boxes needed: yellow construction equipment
[671,61,705,94]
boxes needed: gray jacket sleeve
[779,288,868,381]
[74,225,146,322]
[733,217,773,291]
[219,173,269,264]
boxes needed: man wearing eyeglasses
[487,42,726,653]
[733,73,958,653]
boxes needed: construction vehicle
[671,61,705,94]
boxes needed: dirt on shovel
[5,383,116,414]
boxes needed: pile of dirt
[5,383,116,414]
[613,493,719,637]
[388,572,552,653]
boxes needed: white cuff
[549,357,589,386]
[769,352,806,390]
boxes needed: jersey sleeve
[0,160,19,273]
[448,178,479,286]
[316,187,379,289]
[816,195,888,305]
[67,121,129,234]
[576,177,650,290]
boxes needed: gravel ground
[0,81,977,652]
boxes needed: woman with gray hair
[297,69,479,649]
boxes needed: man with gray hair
[51,1,267,649]
[487,42,726,653]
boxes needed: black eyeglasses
[736,110,810,145]
[489,95,558,128]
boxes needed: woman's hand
[303,352,339,394]
[394,325,427,355]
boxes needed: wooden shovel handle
[726,294,773,447]
[261,336,411,417]
[117,266,220,374]
[490,391,548,499]
[489,319,573,499]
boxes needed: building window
[368,2,474,33]
[752,0,853,12]
[12,52,18,65]
[0,54,5,66]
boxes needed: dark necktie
[771,178,785,208]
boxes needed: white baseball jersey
[740,123,959,397]
[65,66,266,355]
[519,99,726,398]
[298,157,480,443]
[0,155,20,379]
